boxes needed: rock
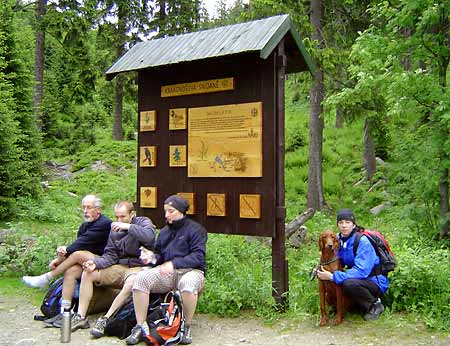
[369,202,391,215]
[90,160,109,172]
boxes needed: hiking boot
[125,325,143,345]
[71,313,90,332]
[179,325,192,345]
[45,313,63,328]
[21,273,51,289]
[90,316,109,338]
[364,298,385,321]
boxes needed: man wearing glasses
[22,194,112,313]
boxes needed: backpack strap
[352,231,363,257]
[352,230,382,277]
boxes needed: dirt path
[1,295,449,346]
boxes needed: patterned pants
[133,266,205,295]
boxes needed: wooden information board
[187,102,262,177]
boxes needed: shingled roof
[105,14,313,80]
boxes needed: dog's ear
[318,233,324,250]
[333,234,340,250]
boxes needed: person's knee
[64,265,82,280]
[123,275,136,291]
[342,279,359,294]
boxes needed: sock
[60,300,72,313]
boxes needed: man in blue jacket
[22,194,112,311]
[125,194,207,345]
[70,200,156,334]
[317,208,388,321]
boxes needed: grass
[1,87,450,332]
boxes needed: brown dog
[318,230,345,326]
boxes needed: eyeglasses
[82,205,97,210]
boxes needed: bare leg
[50,251,95,277]
[61,265,83,302]
[104,275,136,318]
[133,289,150,325]
[77,270,101,318]
[181,292,198,325]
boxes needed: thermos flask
[60,307,71,343]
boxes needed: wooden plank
[177,192,195,215]
[140,187,157,208]
[140,110,156,131]
[188,102,263,177]
[206,193,226,216]
[169,108,187,130]
[169,145,187,167]
[239,194,261,219]
[139,146,157,167]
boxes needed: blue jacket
[332,230,389,294]
[66,214,112,256]
[94,216,156,270]
[155,217,207,273]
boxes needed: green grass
[1,92,450,332]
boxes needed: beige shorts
[94,264,142,288]
[133,267,205,295]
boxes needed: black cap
[164,195,189,214]
[336,208,356,225]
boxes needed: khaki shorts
[94,264,142,289]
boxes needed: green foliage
[0,0,42,217]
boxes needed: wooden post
[272,40,288,309]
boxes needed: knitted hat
[336,208,356,225]
[164,195,189,214]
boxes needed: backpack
[34,277,79,321]
[143,290,185,346]
[35,278,119,322]
[353,228,396,276]
[104,293,164,339]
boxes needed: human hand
[111,222,130,232]
[56,246,67,257]
[159,261,174,276]
[139,247,156,265]
[317,266,333,281]
[49,258,62,270]
[82,260,96,273]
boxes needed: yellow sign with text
[161,78,234,97]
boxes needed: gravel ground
[1,295,449,346]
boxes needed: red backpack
[353,228,396,276]
[143,290,185,346]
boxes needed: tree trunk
[438,60,449,239]
[112,74,124,140]
[363,118,376,181]
[112,6,127,141]
[307,0,326,210]
[33,0,46,129]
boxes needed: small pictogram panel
[140,187,157,208]
[140,110,156,131]
[140,146,157,167]
[207,193,226,217]
[169,108,187,130]
[169,145,187,167]
[177,192,195,215]
[239,194,261,219]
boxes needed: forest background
[0,0,450,334]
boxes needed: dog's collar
[320,257,338,266]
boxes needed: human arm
[171,224,207,270]
[332,236,379,284]
[65,216,111,255]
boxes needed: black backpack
[353,228,396,276]
[104,293,163,339]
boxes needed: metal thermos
[60,308,71,343]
